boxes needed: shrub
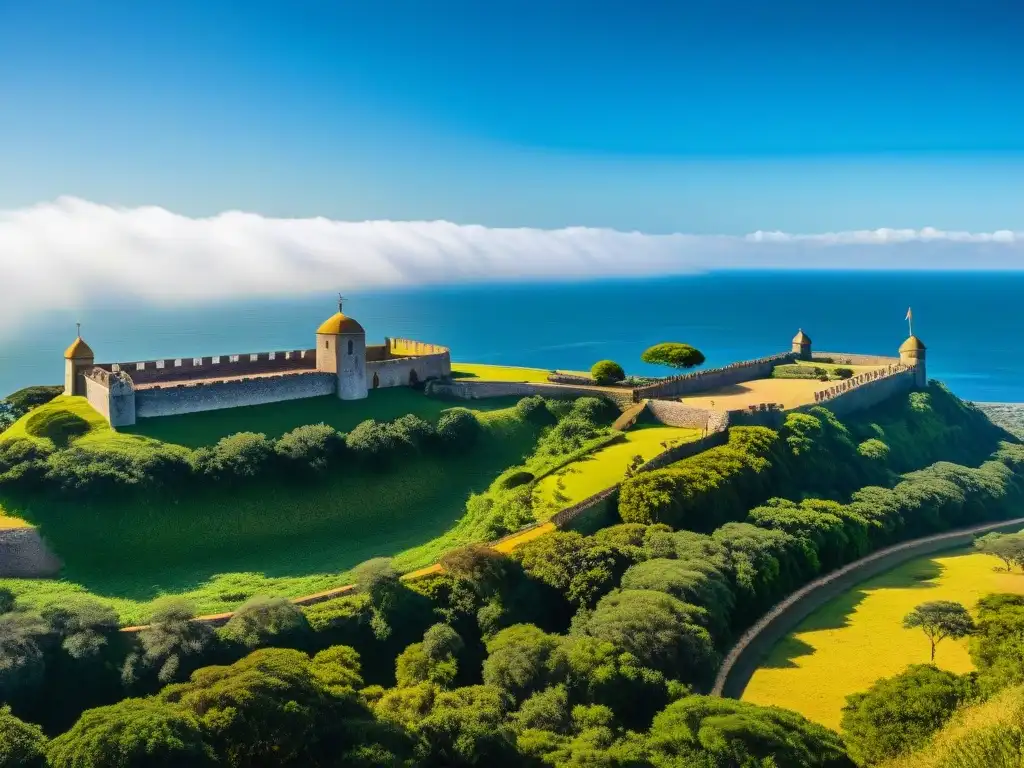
[0,704,46,767]
[641,343,706,370]
[515,396,556,426]
[218,595,310,649]
[835,367,855,379]
[436,408,482,449]
[4,386,64,415]
[840,664,974,765]
[275,423,345,473]
[590,360,625,385]
[193,432,275,480]
[24,409,90,447]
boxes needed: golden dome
[317,312,365,335]
[899,335,926,353]
[64,336,94,360]
[792,329,811,344]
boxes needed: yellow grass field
[681,378,830,411]
[742,549,1024,730]
[0,510,30,529]
[533,425,702,509]
[450,363,555,383]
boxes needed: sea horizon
[3,269,1020,404]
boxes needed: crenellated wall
[135,372,336,418]
[108,349,317,385]
[800,365,916,417]
[386,337,450,357]
[811,351,901,366]
[633,353,796,401]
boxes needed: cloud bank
[2,197,1022,329]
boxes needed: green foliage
[514,531,629,609]
[436,407,482,449]
[640,343,706,370]
[24,408,90,448]
[572,589,716,684]
[482,625,567,704]
[619,558,734,640]
[0,704,46,768]
[274,423,345,473]
[835,367,855,379]
[3,386,64,416]
[590,360,625,385]
[903,601,977,662]
[123,598,215,686]
[217,595,310,649]
[46,698,215,768]
[974,532,1024,572]
[840,664,974,765]
[970,593,1024,695]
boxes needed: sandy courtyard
[680,379,830,410]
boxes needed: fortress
[63,300,451,427]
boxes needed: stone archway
[372,372,379,389]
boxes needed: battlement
[385,337,450,357]
[633,352,796,401]
[106,349,317,385]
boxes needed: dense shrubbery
[0,387,63,433]
[590,360,625,385]
[1,385,1020,765]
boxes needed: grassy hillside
[450,362,555,382]
[0,396,544,624]
[743,548,1024,730]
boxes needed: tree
[0,704,46,767]
[974,532,1024,572]
[840,664,972,765]
[436,408,482,449]
[903,601,976,662]
[123,598,214,685]
[352,558,403,640]
[482,625,567,704]
[590,360,625,385]
[640,343,705,371]
[834,367,855,379]
[46,698,215,768]
[309,645,364,695]
[217,595,309,649]
[573,590,716,684]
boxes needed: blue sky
[2,0,1023,233]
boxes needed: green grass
[533,425,702,511]
[450,363,555,383]
[121,388,523,447]
[742,548,1024,730]
[0,400,541,625]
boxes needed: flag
[905,307,912,322]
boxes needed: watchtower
[63,324,95,396]
[791,329,812,360]
[315,297,368,400]
[899,335,927,387]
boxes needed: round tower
[791,329,812,360]
[64,326,95,396]
[316,299,368,400]
[899,335,927,388]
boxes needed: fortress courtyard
[680,361,887,411]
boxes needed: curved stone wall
[711,516,1024,699]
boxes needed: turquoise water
[1,271,1019,402]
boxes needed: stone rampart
[633,353,796,401]
[368,352,450,389]
[426,380,635,408]
[0,527,61,577]
[645,399,729,431]
[135,371,336,418]
[83,368,137,426]
[727,403,787,428]
[712,516,1024,699]
[636,428,731,472]
[109,349,318,385]
[386,337,450,357]
[811,351,901,366]
[801,365,916,417]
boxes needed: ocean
[1,270,1020,403]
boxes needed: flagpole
[907,308,913,337]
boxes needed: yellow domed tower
[899,335,927,388]
[791,329,812,360]
[64,324,95,396]
[316,297,368,400]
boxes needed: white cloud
[1,197,1022,331]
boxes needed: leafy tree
[46,698,214,768]
[840,664,973,765]
[274,423,345,473]
[396,624,464,688]
[482,625,568,705]
[514,531,629,609]
[352,558,404,641]
[439,545,510,598]
[192,431,275,480]
[970,593,1024,694]
[3,386,64,415]
[0,612,47,704]
[42,598,119,660]
[974,532,1024,572]
[573,590,716,684]
[0,704,46,767]
[590,360,625,385]
[834,367,855,379]
[640,343,705,371]
[436,408,482,449]
[650,695,854,768]
[416,684,520,767]
[345,420,402,466]
[217,595,309,649]
[309,645,364,695]
[619,559,735,640]
[903,601,976,662]
[122,598,214,685]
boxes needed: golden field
[742,549,1024,730]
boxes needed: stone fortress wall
[632,353,798,401]
[799,364,916,417]
[105,349,318,385]
[366,337,451,389]
[134,372,338,419]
